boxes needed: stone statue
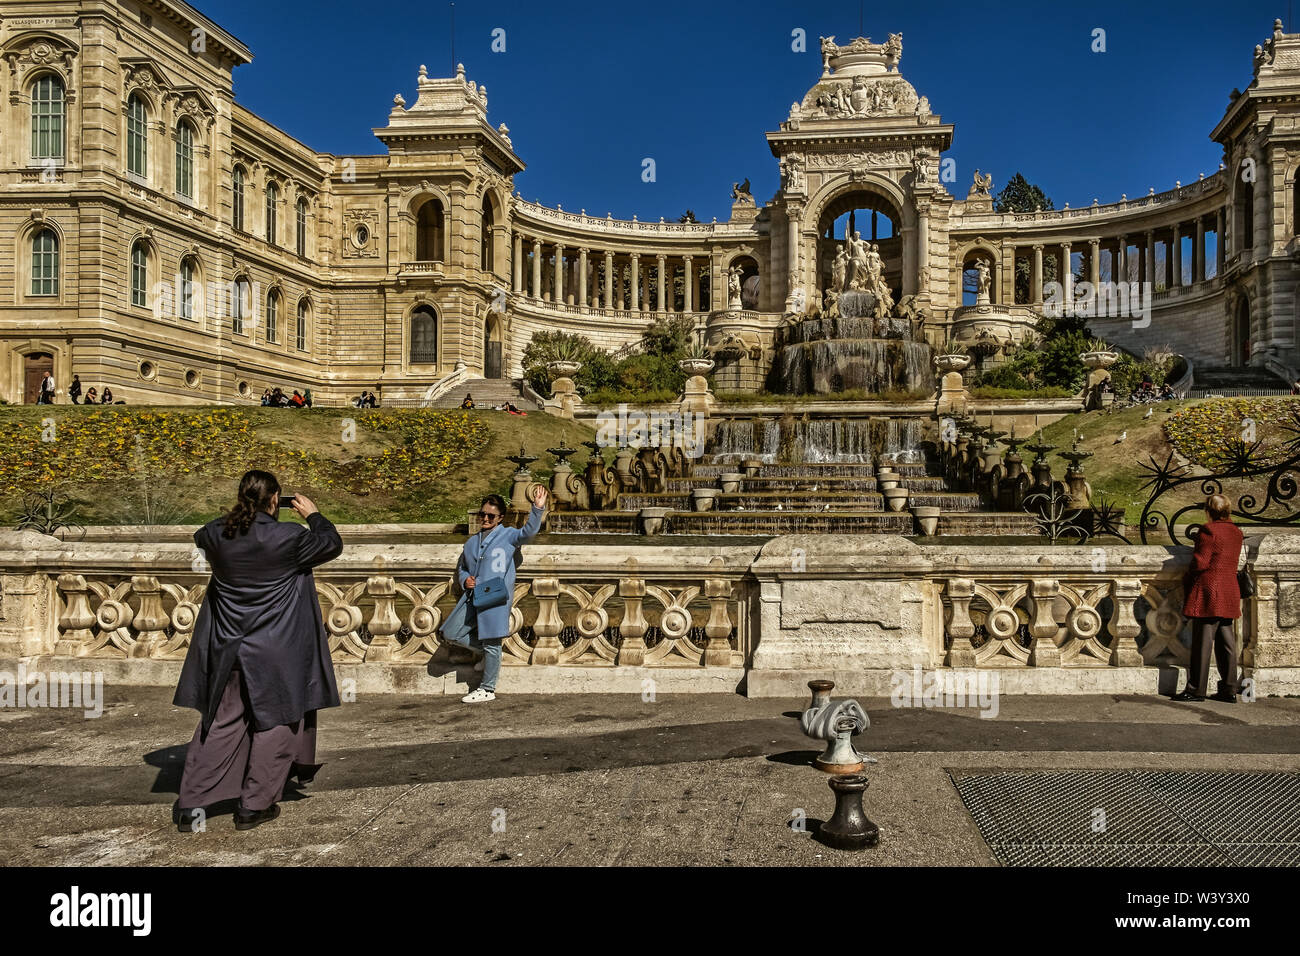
[727,265,742,307]
[831,245,848,293]
[847,231,869,290]
[975,257,992,303]
[972,170,993,196]
[883,32,903,72]
[823,288,841,319]
[915,95,931,120]
[913,149,933,187]
[790,286,806,315]
[785,156,803,191]
[820,36,836,74]
[731,178,753,202]
[865,242,883,291]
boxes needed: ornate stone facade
[0,4,1296,404]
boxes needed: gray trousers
[1188,617,1240,697]
[178,667,316,812]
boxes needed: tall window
[265,182,278,245]
[31,76,65,160]
[127,95,148,178]
[416,199,443,261]
[175,121,194,199]
[296,300,307,351]
[296,198,308,257]
[130,241,148,308]
[266,289,279,342]
[232,167,245,231]
[411,305,438,363]
[232,277,249,335]
[179,257,196,320]
[481,197,495,272]
[31,229,59,296]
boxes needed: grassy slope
[1033,398,1254,528]
[0,406,595,526]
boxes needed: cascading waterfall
[707,417,924,464]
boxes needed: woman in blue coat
[442,485,547,702]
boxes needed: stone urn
[933,354,972,375]
[692,488,719,512]
[719,472,744,494]
[678,357,716,377]
[638,508,672,536]
[1080,351,1119,371]
[876,467,898,492]
[883,486,910,512]
[547,360,582,379]
[911,505,941,536]
[742,458,763,478]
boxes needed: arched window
[31,229,59,296]
[296,198,308,257]
[232,166,245,231]
[130,241,148,308]
[1242,181,1255,251]
[31,75,65,161]
[232,277,250,335]
[265,182,279,245]
[266,289,279,342]
[416,199,443,261]
[175,120,194,199]
[296,300,308,351]
[179,257,196,320]
[410,305,438,363]
[481,196,496,272]
[127,95,148,178]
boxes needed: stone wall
[3,527,1298,697]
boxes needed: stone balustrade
[2,529,1299,696]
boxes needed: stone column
[1171,223,1183,287]
[692,261,702,312]
[630,254,640,310]
[604,251,614,309]
[578,247,588,309]
[683,255,694,313]
[656,254,666,313]
[531,238,542,298]
[1087,239,1099,293]
[513,233,523,292]
[1032,244,1043,304]
[1216,208,1226,276]
[1194,217,1205,283]
[1002,244,1015,305]
[554,242,564,304]
[641,263,650,312]
[1116,236,1127,285]
[787,211,800,307]
[1060,242,1072,304]
[1143,230,1154,288]
[916,203,931,294]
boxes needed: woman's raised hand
[532,484,549,508]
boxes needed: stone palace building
[0,0,1295,404]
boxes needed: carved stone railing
[4,530,1299,696]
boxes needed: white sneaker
[462,688,496,703]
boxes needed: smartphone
[278,493,297,508]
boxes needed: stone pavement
[1,685,1298,866]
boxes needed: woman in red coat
[1174,494,1244,702]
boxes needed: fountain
[505,445,539,516]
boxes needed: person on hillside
[101,387,114,404]
[302,388,313,408]
[172,471,343,831]
[1160,382,1176,401]
[460,393,475,409]
[440,486,548,703]
[1174,494,1245,703]
[37,371,54,405]
[289,390,305,408]
[84,387,98,405]
[69,375,82,405]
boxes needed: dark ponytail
[222,470,280,538]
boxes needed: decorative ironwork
[16,486,85,539]
[1136,405,1300,546]
[1023,483,1091,544]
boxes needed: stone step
[427,379,531,409]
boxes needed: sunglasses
[476,511,501,520]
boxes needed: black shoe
[234,803,281,831]
[1209,690,1238,703]
[173,801,202,833]
[1172,690,1206,702]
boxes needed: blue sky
[205,0,1280,221]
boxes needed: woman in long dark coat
[173,470,343,830]
[1175,494,1244,703]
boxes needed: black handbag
[1238,569,1256,598]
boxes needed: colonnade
[510,234,713,313]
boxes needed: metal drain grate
[951,769,1300,867]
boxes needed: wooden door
[24,353,53,404]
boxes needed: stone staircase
[426,378,534,409]
[1190,366,1292,397]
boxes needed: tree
[993,174,1059,304]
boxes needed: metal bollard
[817,773,879,851]
[814,712,865,774]
[807,679,834,711]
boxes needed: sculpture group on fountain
[824,232,895,321]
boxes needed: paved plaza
[2,686,1297,867]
